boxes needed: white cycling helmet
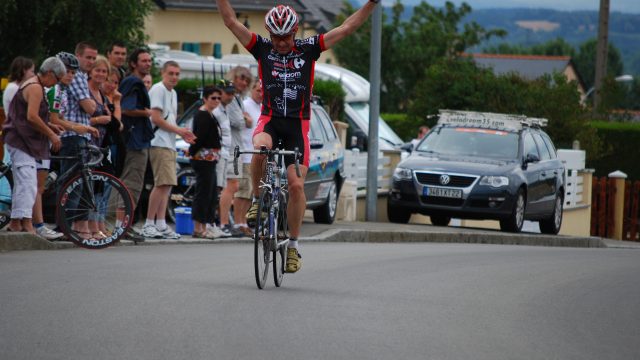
[265,5,299,36]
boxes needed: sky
[373,0,640,14]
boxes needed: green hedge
[381,113,425,142]
[588,121,640,180]
[313,79,345,122]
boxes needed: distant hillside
[391,6,640,75]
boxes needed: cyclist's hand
[49,134,62,152]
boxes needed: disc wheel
[254,189,271,289]
[57,171,133,249]
[274,192,288,287]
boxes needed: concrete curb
[0,227,621,252]
[302,229,606,248]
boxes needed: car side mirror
[350,129,367,151]
[524,153,540,164]
[310,139,324,149]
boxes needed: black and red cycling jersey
[245,33,326,121]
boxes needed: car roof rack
[437,110,547,131]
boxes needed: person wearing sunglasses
[189,86,224,239]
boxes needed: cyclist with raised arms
[216,0,380,273]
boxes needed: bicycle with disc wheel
[51,144,134,249]
[233,143,301,289]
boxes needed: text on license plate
[423,186,462,198]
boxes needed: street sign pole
[366,3,382,221]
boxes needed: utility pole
[593,0,610,111]
[366,4,382,222]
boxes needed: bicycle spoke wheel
[57,171,133,249]
[273,191,288,287]
[254,189,271,289]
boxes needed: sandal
[92,231,108,240]
[76,231,96,241]
[193,231,213,239]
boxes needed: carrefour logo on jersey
[293,58,305,69]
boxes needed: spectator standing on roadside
[410,125,429,150]
[35,52,96,241]
[218,67,253,237]
[106,41,127,81]
[118,48,154,241]
[142,61,196,239]
[213,80,244,237]
[59,41,99,241]
[190,86,222,239]
[210,79,234,236]
[101,66,126,177]
[2,57,35,112]
[240,79,262,225]
[2,57,64,233]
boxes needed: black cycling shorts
[253,115,310,168]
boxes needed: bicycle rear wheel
[273,191,288,287]
[254,189,271,289]
[57,171,133,249]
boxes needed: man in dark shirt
[118,48,154,240]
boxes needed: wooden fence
[591,177,640,241]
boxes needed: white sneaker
[36,226,64,241]
[158,226,181,239]
[206,226,231,239]
[142,224,163,239]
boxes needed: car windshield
[416,127,519,159]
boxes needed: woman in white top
[2,57,35,111]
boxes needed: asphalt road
[1,242,639,360]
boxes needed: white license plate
[423,186,462,198]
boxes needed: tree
[0,0,154,75]
[484,38,576,57]
[410,57,604,160]
[331,0,505,113]
[573,38,624,90]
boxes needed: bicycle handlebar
[50,144,105,167]
[234,145,302,178]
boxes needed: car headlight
[393,167,413,180]
[480,176,509,187]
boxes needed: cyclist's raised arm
[216,0,253,48]
[323,0,379,49]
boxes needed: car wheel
[387,201,411,224]
[500,188,525,233]
[539,193,563,235]
[313,179,338,224]
[430,215,451,227]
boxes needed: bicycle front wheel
[57,171,133,249]
[273,191,288,287]
[254,189,271,289]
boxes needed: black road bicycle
[234,144,301,289]
[52,144,134,249]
